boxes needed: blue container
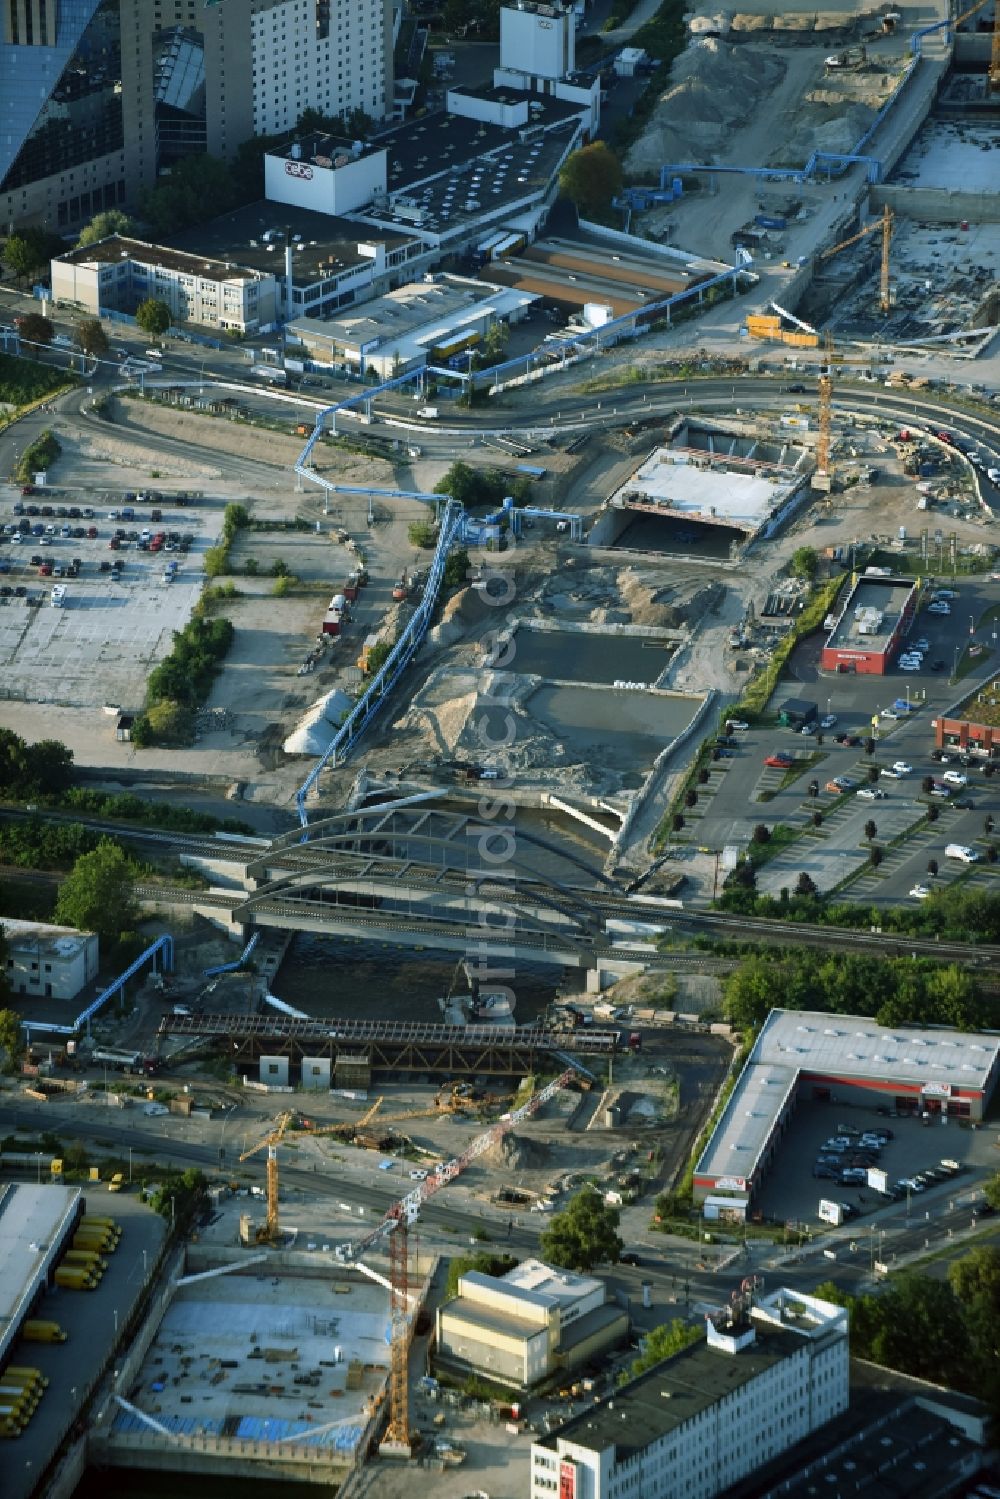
[672,177,683,197]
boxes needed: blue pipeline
[295,499,466,829]
[22,933,175,1038]
[203,931,260,977]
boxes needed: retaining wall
[872,184,1000,223]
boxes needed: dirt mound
[482,1132,548,1170]
[626,39,785,174]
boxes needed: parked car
[820,713,837,729]
[765,754,794,768]
[840,1168,867,1184]
[928,601,951,615]
[727,720,750,732]
[942,770,968,787]
[892,761,912,775]
[856,787,886,800]
[909,883,931,900]
[814,1164,840,1180]
[618,1251,642,1266]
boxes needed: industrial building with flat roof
[51,235,279,335]
[436,1257,628,1391]
[820,573,920,676]
[264,106,584,254]
[0,1183,82,1368]
[288,272,537,378]
[4,919,98,1001]
[484,236,709,318]
[693,1009,1000,1206]
[166,202,428,325]
[932,670,1000,760]
[530,1287,848,1499]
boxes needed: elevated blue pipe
[21,933,175,1039]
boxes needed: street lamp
[219,1103,238,1165]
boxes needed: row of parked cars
[813,1124,893,1185]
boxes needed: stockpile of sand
[392,667,479,753]
[625,39,786,174]
[482,1132,548,1170]
[730,10,871,29]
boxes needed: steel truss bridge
[229,801,621,961]
[156,1012,618,1078]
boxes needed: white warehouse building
[3,920,99,1002]
[530,1288,849,1499]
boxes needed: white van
[945,843,979,863]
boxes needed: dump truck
[21,1320,67,1343]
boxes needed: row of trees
[818,1236,1000,1414]
[133,615,236,747]
[722,948,983,1032]
[721,857,1000,946]
[0,730,74,798]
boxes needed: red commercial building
[820,573,919,676]
[932,672,1000,761]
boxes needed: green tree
[558,142,623,218]
[135,298,171,338]
[794,871,818,896]
[624,1319,701,1380]
[444,1251,518,1300]
[983,1174,1000,1212]
[0,1004,21,1070]
[140,153,240,235]
[864,819,877,843]
[443,546,470,587]
[76,318,109,358]
[5,228,64,284]
[790,546,819,581]
[539,1185,622,1271]
[408,520,437,549]
[16,313,54,354]
[54,839,138,942]
[366,641,392,677]
[203,545,229,578]
[272,575,293,597]
[150,1167,209,1227]
[77,209,134,247]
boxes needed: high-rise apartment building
[1,0,394,235]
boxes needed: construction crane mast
[815,331,834,486]
[817,206,893,313]
[238,1108,296,1242]
[341,1067,579,1451]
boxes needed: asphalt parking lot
[0,482,220,710]
[755,1096,995,1230]
[693,575,1000,897]
[8,1190,167,1499]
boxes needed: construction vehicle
[816,206,893,314]
[238,1109,296,1242]
[21,1320,67,1343]
[824,45,867,68]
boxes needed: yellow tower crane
[239,1109,296,1242]
[817,206,893,313]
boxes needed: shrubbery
[132,616,235,746]
[0,353,73,407]
[16,429,61,482]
